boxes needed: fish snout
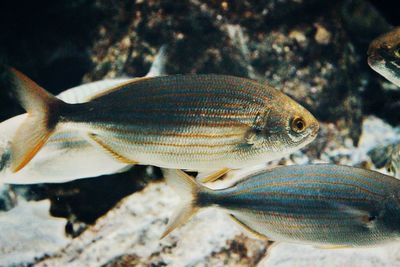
[367,53,384,67]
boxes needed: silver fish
[0,47,168,184]
[7,71,319,181]
[163,165,400,247]
[368,27,400,87]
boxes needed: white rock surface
[0,199,69,266]
[262,243,400,267]
[354,116,400,163]
[35,182,269,267]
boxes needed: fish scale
[7,70,319,173]
[163,164,400,246]
[61,75,313,170]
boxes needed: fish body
[8,72,318,174]
[368,27,400,87]
[0,46,169,184]
[163,165,400,247]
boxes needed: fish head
[259,94,319,153]
[368,27,400,87]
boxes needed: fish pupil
[296,120,304,130]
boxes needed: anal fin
[229,214,270,241]
[198,168,231,183]
[88,133,139,164]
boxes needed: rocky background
[1,0,400,266]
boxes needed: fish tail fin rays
[8,68,66,172]
[161,169,207,239]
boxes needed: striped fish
[368,26,400,87]
[0,46,168,184]
[0,79,131,184]
[7,71,319,177]
[163,165,400,247]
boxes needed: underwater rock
[0,184,16,211]
[0,199,69,266]
[261,243,400,267]
[34,182,271,267]
[359,116,400,153]
[359,116,400,177]
[8,166,159,237]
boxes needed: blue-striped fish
[7,70,319,178]
[368,27,400,87]
[163,165,400,247]
[0,46,168,184]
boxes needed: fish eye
[291,117,306,133]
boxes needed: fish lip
[367,53,384,66]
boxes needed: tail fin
[8,68,66,172]
[161,169,207,239]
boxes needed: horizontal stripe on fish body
[78,134,255,170]
[8,70,319,173]
[233,211,392,246]
[55,75,277,169]
[197,164,400,246]
[90,125,247,139]
[41,131,91,150]
[62,75,279,126]
[87,75,273,102]
[227,166,392,195]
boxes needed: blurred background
[1,0,400,266]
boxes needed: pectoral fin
[229,214,270,241]
[88,133,139,164]
[197,168,231,183]
[338,204,378,229]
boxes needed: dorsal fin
[87,77,154,101]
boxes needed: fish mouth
[367,54,384,67]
